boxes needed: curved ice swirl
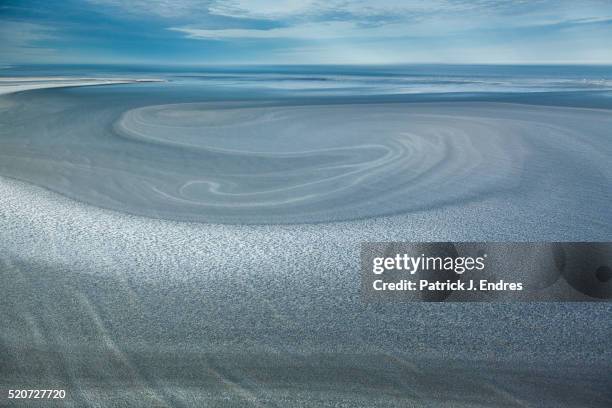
[1,96,611,224]
[112,103,527,222]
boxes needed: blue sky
[2,0,612,64]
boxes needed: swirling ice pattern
[1,97,611,224]
[111,103,529,222]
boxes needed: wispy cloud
[86,0,546,22]
[171,21,410,41]
[208,0,321,20]
[5,0,612,64]
[206,0,519,20]
[0,21,57,62]
[170,0,612,41]
[86,0,213,18]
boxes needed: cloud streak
[0,21,57,62]
[4,0,612,64]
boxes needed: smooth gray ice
[1,88,611,228]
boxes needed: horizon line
[4,62,612,68]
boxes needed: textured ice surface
[1,82,611,406]
[1,177,611,407]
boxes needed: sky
[1,0,612,65]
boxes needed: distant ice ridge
[0,76,163,95]
[176,72,612,94]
